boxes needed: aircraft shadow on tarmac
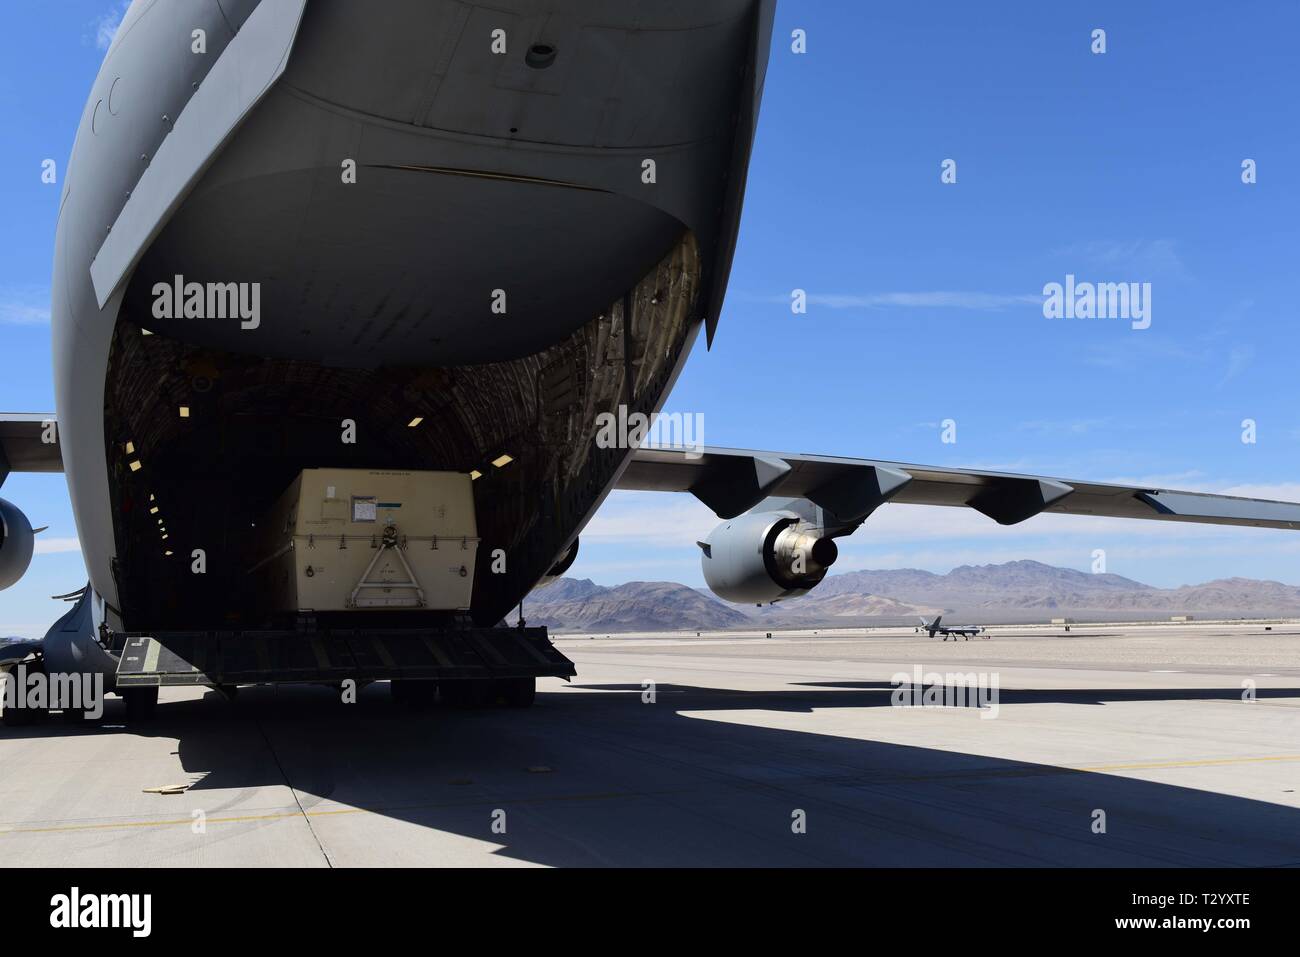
[579,681,1300,708]
[9,681,1300,867]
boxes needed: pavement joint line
[0,788,688,837]
[253,717,334,868]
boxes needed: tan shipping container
[247,468,479,613]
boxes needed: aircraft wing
[616,446,1300,531]
[0,413,62,483]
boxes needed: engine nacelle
[700,510,838,604]
[0,498,36,590]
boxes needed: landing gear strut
[497,677,535,708]
[391,678,439,707]
[426,677,536,709]
[122,686,158,723]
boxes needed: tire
[2,702,40,726]
[1,661,49,727]
[441,679,488,708]
[499,677,535,708]
[60,705,93,724]
[391,679,438,707]
[122,686,159,723]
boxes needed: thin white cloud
[0,295,50,325]
[93,1,131,52]
[1219,482,1300,502]
[1053,238,1187,276]
[1082,336,1210,372]
[34,537,80,555]
[580,492,717,546]
[1016,418,1110,436]
[1217,344,1254,388]
[807,291,1040,311]
[1098,469,1208,488]
[567,558,704,579]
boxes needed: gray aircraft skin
[3,0,1300,704]
[11,0,776,686]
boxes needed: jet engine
[0,498,36,590]
[700,510,838,604]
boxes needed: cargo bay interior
[101,233,701,632]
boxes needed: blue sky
[2,1,1299,635]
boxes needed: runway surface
[2,622,1299,866]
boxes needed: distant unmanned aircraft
[919,617,987,641]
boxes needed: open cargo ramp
[114,627,575,688]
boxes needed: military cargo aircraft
[3,1,1298,722]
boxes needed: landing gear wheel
[441,679,488,708]
[498,677,535,708]
[122,687,159,724]
[391,679,438,707]
[1,660,49,727]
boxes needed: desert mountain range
[515,560,1300,632]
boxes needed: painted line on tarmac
[1077,754,1300,773]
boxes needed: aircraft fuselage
[46,0,774,680]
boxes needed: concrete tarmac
[2,622,1298,866]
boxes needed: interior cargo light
[179,406,190,418]
[470,470,482,481]
[129,460,142,472]
[149,506,159,515]
[125,441,135,454]
[407,416,424,427]
[491,454,513,468]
